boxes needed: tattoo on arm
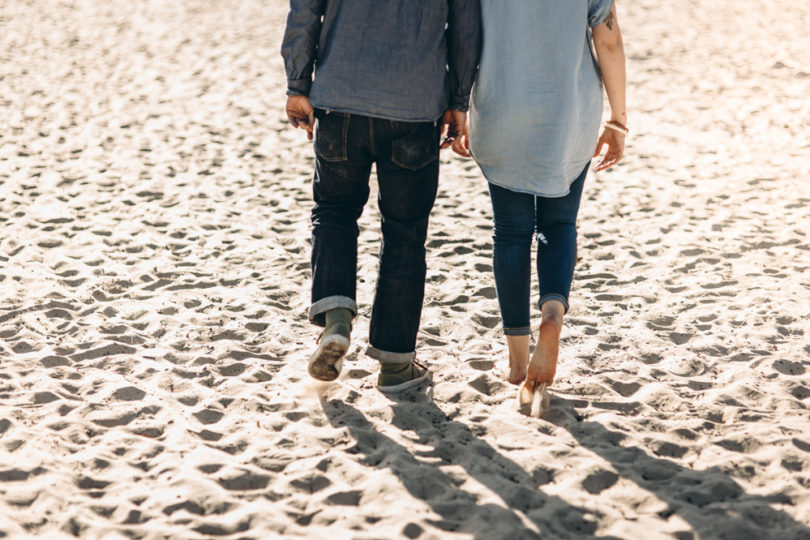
[604,11,615,31]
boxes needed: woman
[453,1,627,395]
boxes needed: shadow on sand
[323,390,810,539]
[550,401,810,540]
[323,391,618,540]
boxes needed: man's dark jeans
[308,109,440,363]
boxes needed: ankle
[540,316,563,330]
[381,361,410,373]
[325,308,352,329]
[540,309,564,329]
[540,299,565,326]
[506,335,530,361]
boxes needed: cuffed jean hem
[309,296,357,327]
[539,293,569,314]
[503,326,531,336]
[366,345,416,364]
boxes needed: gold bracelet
[605,120,629,136]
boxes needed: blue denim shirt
[282,0,481,122]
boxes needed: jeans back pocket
[313,110,349,162]
[390,121,439,171]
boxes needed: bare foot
[508,363,527,385]
[505,335,529,385]
[525,306,564,391]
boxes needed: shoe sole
[308,335,349,382]
[378,369,433,394]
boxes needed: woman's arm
[591,4,627,171]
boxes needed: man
[281,1,481,392]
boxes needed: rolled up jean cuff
[539,293,569,314]
[366,345,416,364]
[504,326,531,336]
[309,296,357,327]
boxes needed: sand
[1,0,809,538]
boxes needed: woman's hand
[593,127,625,171]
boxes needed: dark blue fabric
[487,163,589,332]
[282,0,481,122]
[310,110,440,354]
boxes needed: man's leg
[368,118,440,392]
[308,111,372,381]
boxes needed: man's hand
[450,115,472,158]
[441,109,468,152]
[286,95,315,140]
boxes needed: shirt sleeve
[588,0,614,28]
[280,0,326,96]
[447,0,482,112]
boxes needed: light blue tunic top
[470,0,614,197]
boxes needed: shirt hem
[310,99,445,123]
[477,160,592,198]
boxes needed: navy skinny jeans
[487,163,588,336]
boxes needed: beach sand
[1,0,809,538]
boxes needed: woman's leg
[505,335,530,385]
[527,164,589,388]
[526,299,564,389]
[488,182,535,384]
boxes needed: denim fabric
[282,0,482,122]
[309,109,440,360]
[470,0,613,196]
[487,163,589,334]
